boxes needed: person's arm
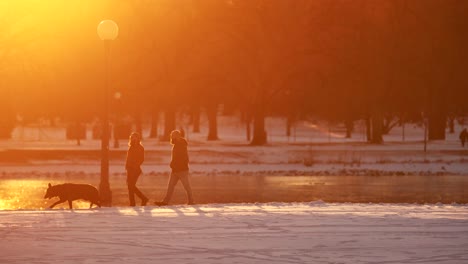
[125,149,131,170]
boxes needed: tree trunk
[0,94,14,139]
[366,117,372,142]
[76,121,81,146]
[162,109,176,141]
[206,104,218,140]
[448,116,455,134]
[192,106,200,133]
[286,116,292,137]
[345,119,353,138]
[245,112,251,141]
[427,81,447,140]
[428,111,446,140]
[251,106,267,145]
[135,111,143,137]
[246,120,251,141]
[383,117,390,135]
[242,110,252,141]
[149,110,159,138]
[370,114,384,144]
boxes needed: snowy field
[1,202,468,264]
[1,118,467,263]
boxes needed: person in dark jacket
[126,132,148,206]
[155,130,194,205]
[460,128,467,147]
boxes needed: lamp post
[97,20,118,206]
[114,91,121,149]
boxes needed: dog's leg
[68,200,73,209]
[49,199,65,209]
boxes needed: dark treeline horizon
[0,0,467,144]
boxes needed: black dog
[44,183,101,209]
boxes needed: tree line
[0,0,467,144]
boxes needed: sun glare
[1,1,108,83]
[0,179,49,210]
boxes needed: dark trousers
[127,169,147,206]
[163,170,193,204]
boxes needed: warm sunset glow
[0,0,465,138]
[0,179,50,210]
[0,1,467,209]
[1,2,467,263]
[0,179,102,210]
[0,0,113,119]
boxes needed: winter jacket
[126,144,144,173]
[170,138,189,172]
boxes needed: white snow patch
[1,203,468,264]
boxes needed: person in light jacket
[155,130,194,205]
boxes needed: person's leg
[179,171,194,204]
[127,172,138,206]
[131,172,148,205]
[162,172,179,204]
[134,186,148,205]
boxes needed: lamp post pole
[114,92,121,149]
[97,20,119,207]
[100,39,111,206]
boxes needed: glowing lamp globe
[97,20,119,40]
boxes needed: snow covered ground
[1,119,467,263]
[1,202,468,264]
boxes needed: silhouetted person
[126,132,148,206]
[155,130,194,205]
[460,128,467,147]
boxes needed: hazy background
[0,0,467,146]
